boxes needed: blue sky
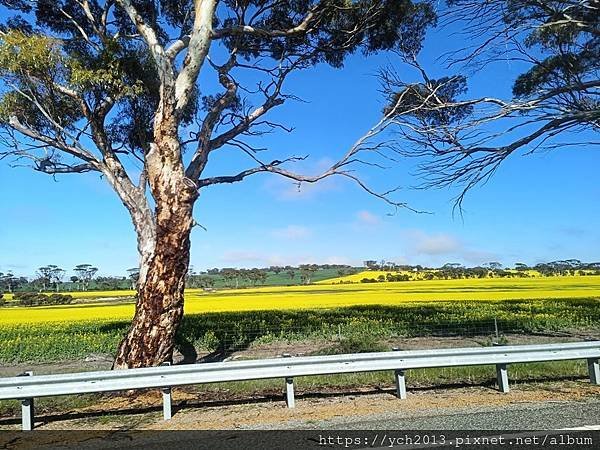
[1,7,599,277]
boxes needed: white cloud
[400,229,499,265]
[217,250,354,268]
[356,210,381,226]
[411,231,461,255]
[460,249,500,265]
[323,255,354,265]
[219,250,311,267]
[271,225,312,240]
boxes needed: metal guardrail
[1,341,599,430]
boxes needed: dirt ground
[143,382,600,431]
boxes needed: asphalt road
[300,398,600,430]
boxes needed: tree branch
[174,0,218,115]
[379,53,600,210]
[211,7,320,39]
[197,99,425,213]
[115,0,172,83]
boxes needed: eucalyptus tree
[36,265,54,291]
[0,0,434,367]
[299,263,317,284]
[74,264,99,290]
[37,265,66,291]
[50,265,66,291]
[126,267,140,290]
[0,271,14,293]
[286,269,296,281]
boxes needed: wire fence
[175,317,600,363]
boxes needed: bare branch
[197,96,426,213]
[378,52,600,210]
[7,116,100,165]
[185,52,239,180]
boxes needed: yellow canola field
[1,276,599,325]
[319,269,555,284]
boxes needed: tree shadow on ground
[90,300,600,367]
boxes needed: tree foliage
[0,0,435,175]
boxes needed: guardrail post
[588,358,600,385]
[392,348,407,399]
[285,377,295,408]
[282,353,295,408]
[162,387,172,420]
[160,362,172,420]
[19,371,34,431]
[496,363,509,393]
[394,370,407,399]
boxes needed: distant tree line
[358,259,600,283]
[0,264,130,294]
[3,259,596,293]
[0,263,358,293]
[187,264,355,288]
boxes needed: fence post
[19,371,34,431]
[588,358,600,385]
[282,353,295,408]
[496,363,509,393]
[160,362,172,420]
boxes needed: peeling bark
[113,102,199,369]
[112,207,193,368]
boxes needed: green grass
[1,298,599,364]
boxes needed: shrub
[12,292,73,307]
[336,335,389,354]
[360,278,378,283]
[13,292,41,306]
[47,294,73,305]
[385,273,410,282]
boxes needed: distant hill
[186,267,362,289]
